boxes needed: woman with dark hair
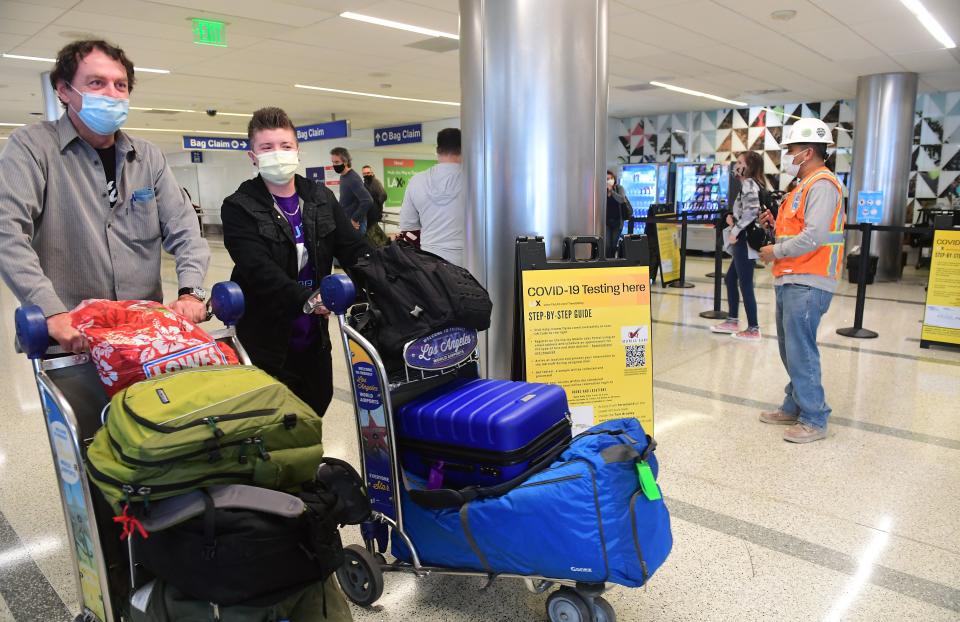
[605,170,631,258]
[711,152,765,341]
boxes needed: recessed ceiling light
[340,11,458,40]
[899,0,956,49]
[770,10,797,21]
[294,83,459,106]
[1,53,170,74]
[649,81,748,107]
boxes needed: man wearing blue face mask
[0,40,210,352]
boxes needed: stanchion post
[706,213,725,279]
[700,212,728,318]
[668,211,695,289]
[837,222,879,339]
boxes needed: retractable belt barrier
[627,210,722,289]
[837,222,933,339]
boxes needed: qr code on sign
[625,345,646,369]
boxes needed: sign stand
[920,227,960,350]
[513,234,655,435]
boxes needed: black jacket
[221,175,370,371]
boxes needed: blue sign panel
[182,136,249,150]
[295,120,350,142]
[190,150,203,163]
[374,123,423,147]
[305,166,325,184]
[857,190,884,225]
[403,327,478,371]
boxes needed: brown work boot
[783,423,827,444]
[759,410,798,425]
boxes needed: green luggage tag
[636,461,661,501]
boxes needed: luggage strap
[140,485,305,532]
[408,428,655,510]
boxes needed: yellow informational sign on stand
[921,229,960,348]
[521,265,654,435]
[656,224,682,283]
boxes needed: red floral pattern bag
[71,299,239,395]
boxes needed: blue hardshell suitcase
[396,378,572,489]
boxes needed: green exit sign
[192,18,226,47]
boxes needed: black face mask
[333,164,346,174]
[363,175,373,183]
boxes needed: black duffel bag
[350,241,492,357]
[135,459,371,607]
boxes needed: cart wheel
[546,587,594,622]
[593,596,617,622]
[336,544,384,607]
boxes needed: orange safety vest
[773,166,846,280]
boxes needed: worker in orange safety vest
[757,117,846,444]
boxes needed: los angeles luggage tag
[636,461,661,501]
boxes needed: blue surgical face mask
[69,83,129,136]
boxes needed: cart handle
[14,305,48,359]
[320,274,356,316]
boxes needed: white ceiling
[0,0,958,148]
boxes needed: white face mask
[607,178,616,187]
[780,149,805,178]
[256,149,299,185]
[732,162,746,178]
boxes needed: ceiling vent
[405,37,459,53]
[744,88,788,96]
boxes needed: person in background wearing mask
[399,128,465,266]
[711,151,765,341]
[757,118,845,444]
[606,170,632,258]
[0,39,210,352]
[221,107,369,424]
[330,147,374,235]
[361,165,389,247]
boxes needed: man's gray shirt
[0,115,210,316]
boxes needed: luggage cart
[320,274,618,622]
[13,282,248,622]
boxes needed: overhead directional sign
[182,136,249,151]
[295,120,350,143]
[374,123,423,147]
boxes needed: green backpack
[86,366,324,509]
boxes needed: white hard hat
[782,118,833,145]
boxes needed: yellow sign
[656,224,682,283]
[921,229,960,347]
[521,265,654,435]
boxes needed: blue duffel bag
[392,418,671,586]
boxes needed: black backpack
[135,459,370,608]
[349,241,492,358]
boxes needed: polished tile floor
[1,240,958,622]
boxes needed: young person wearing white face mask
[221,107,370,424]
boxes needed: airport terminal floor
[1,240,958,622]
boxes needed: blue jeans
[725,238,758,327]
[606,223,622,258]
[775,284,834,430]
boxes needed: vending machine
[675,162,730,223]
[619,163,673,235]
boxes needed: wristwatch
[178,287,207,302]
